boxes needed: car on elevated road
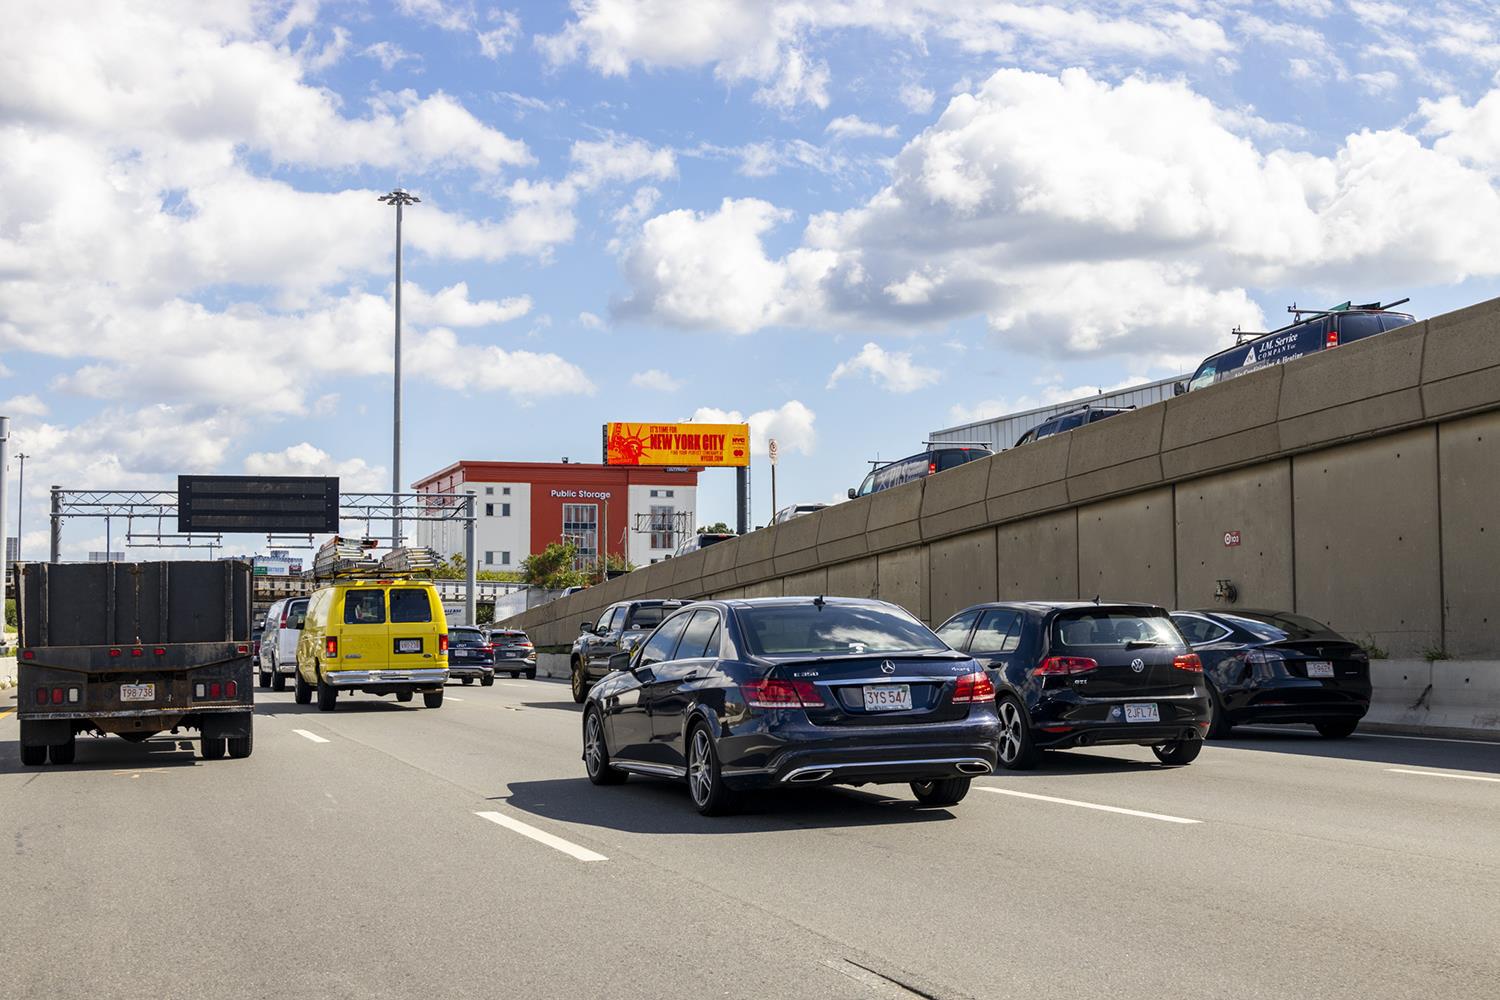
[1170,609,1371,738]
[936,601,1210,769]
[581,596,1001,815]
[571,599,684,702]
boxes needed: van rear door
[389,586,440,668]
[337,587,390,670]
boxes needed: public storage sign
[603,422,751,467]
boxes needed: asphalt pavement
[3,678,1498,1000]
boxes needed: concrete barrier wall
[507,296,1500,674]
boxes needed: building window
[650,489,659,498]
[665,490,674,498]
[485,503,495,517]
[562,504,598,567]
[502,487,511,495]
[485,551,494,565]
[502,503,511,516]
[501,550,511,565]
[485,487,494,495]
[650,505,675,550]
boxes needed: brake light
[34,686,47,705]
[1034,656,1098,676]
[1326,326,1338,348]
[210,682,222,699]
[1173,653,1203,673]
[154,647,166,656]
[21,649,34,660]
[928,461,937,474]
[952,671,995,704]
[52,687,65,704]
[325,637,338,657]
[236,644,249,654]
[225,680,238,699]
[280,606,290,627]
[108,648,121,658]
[439,634,449,654]
[742,678,825,709]
[131,647,144,657]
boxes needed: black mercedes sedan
[581,597,1001,815]
[1169,610,1371,738]
[935,601,1211,769]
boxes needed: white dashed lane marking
[293,729,330,744]
[475,810,608,862]
[1386,767,1500,784]
[977,786,1203,824]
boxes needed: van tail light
[1173,653,1203,673]
[952,671,995,704]
[439,634,449,654]
[1326,326,1338,348]
[928,461,937,474]
[325,637,338,657]
[280,606,290,627]
[742,678,825,709]
[1033,656,1098,676]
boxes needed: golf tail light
[952,671,995,704]
[325,637,338,657]
[1173,653,1204,672]
[439,634,449,654]
[1034,656,1098,676]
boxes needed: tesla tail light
[1173,653,1203,672]
[1246,649,1283,667]
[1033,656,1098,676]
[439,634,449,654]
[325,637,338,657]
[743,678,825,709]
[952,671,995,704]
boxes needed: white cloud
[1,394,49,417]
[363,41,420,70]
[244,442,386,492]
[399,1,521,59]
[405,327,596,400]
[578,311,605,329]
[826,343,940,393]
[899,81,935,114]
[400,282,532,327]
[825,115,899,140]
[689,401,816,456]
[569,135,677,187]
[630,369,682,391]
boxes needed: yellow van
[295,579,449,711]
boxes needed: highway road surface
[3,678,1498,1000]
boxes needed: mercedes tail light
[1173,653,1203,672]
[742,678,824,709]
[952,671,995,704]
[1033,656,1098,676]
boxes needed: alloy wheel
[999,701,1024,765]
[689,729,713,805]
[584,714,603,778]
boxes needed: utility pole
[0,416,9,574]
[378,188,419,548]
[16,452,29,563]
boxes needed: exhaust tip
[956,761,990,774]
[787,769,832,783]
[1076,733,1093,747]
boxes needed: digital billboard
[178,475,340,533]
[603,422,750,467]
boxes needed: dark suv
[935,601,1210,769]
[1177,300,1415,394]
[570,599,684,702]
[1014,405,1132,447]
[849,445,993,498]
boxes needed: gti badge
[1130,657,1145,673]
[880,660,896,675]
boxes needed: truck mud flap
[199,710,253,740]
[19,719,74,746]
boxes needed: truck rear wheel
[228,725,253,759]
[48,737,77,765]
[294,667,313,704]
[200,737,227,760]
[20,743,47,766]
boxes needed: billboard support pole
[736,466,748,536]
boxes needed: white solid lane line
[977,786,1203,825]
[447,696,465,701]
[475,811,608,862]
[1237,725,1500,748]
[1386,768,1500,784]
[292,729,330,744]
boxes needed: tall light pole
[378,187,419,548]
[15,452,28,563]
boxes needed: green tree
[700,522,732,534]
[521,542,589,590]
[432,553,521,583]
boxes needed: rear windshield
[935,447,990,471]
[344,590,385,625]
[390,588,433,623]
[1052,611,1181,649]
[1217,612,1339,642]
[493,630,528,640]
[626,605,667,629]
[738,604,946,658]
[449,628,486,647]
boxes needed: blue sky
[6,0,1500,558]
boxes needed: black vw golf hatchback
[581,597,1001,815]
[936,601,1210,769]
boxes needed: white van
[258,597,309,691]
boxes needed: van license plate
[1124,703,1159,723]
[863,684,911,711]
[1306,661,1334,678]
[120,684,155,702]
[396,639,421,653]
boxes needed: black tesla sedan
[1169,610,1371,738]
[581,597,1001,815]
[935,601,1211,769]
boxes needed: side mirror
[580,621,595,635]
[846,487,857,499]
[607,651,633,673]
[1173,381,1186,397]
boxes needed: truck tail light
[225,680,238,699]
[21,649,34,660]
[108,648,121,658]
[952,671,996,704]
[236,644,249,654]
[68,688,80,704]
[325,637,338,657]
[131,647,144,657]
[210,682,222,699]
[154,647,166,656]
[35,686,48,705]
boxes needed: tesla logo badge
[1131,658,1145,673]
[880,661,896,674]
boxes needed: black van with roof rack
[1014,404,1134,448]
[848,445,993,499]
[1176,299,1415,395]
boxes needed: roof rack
[307,539,442,581]
[1229,297,1410,344]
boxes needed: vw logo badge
[880,660,896,675]
[1130,658,1145,673]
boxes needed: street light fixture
[378,187,420,547]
